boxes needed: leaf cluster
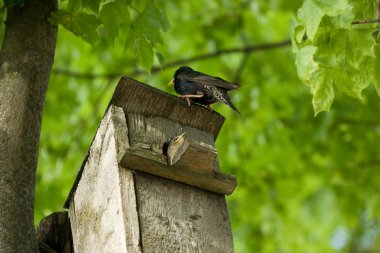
[291,0,380,114]
[49,0,170,70]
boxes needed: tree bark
[0,0,57,252]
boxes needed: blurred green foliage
[32,0,380,252]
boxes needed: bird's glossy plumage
[172,66,240,112]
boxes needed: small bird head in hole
[168,66,240,113]
[165,132,189,167]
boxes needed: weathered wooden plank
[119,167,142,253]
[133,171,234,253]
[68,106,133,253]
[64,105,130,208]
[127,113,218,172]
[121,148,237,195]
[126,113,215,151]
[36,212,73,253]
[110,77,225,139]
[174,140,217,174]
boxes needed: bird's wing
[177,72,240,91]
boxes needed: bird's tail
[222,93,240,113]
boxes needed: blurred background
[36,1,380,252]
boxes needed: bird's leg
[180,94,204,106]
[180,94,204,98]
[185,97,191,106]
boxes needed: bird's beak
[168,79,174,86]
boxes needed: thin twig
[153,39,291,72]
[52,40,292,79]
[352,19,380,25]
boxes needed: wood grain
[119,167,142,253]
[68,106,131,253]
[133,171,234,253]
[37,211,73,253]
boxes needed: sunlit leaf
[297,0,324,41]
[291,0,379,114]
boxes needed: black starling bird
[169,66,240,112]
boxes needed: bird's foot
[180,94,204,106]
[185,97,191,106]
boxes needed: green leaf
[67,0,82,12]
[137,38,154,71]
[297,0,324,41]
[351,0,378,20]
[295,45,334,114]
[123,3,170,72]
[138,4,170,44]
[49,10,100,44]
[296,45,318,83]
[311,70,334,115]
[292,0,380,114]
[82,0,100,14]
[296,0,352,41]
[313,0,351,16]
[290,18,306,54]
[66,0,100,13]
[124,25,135,50]
[317,28,375,94]
[100,2,130,27]
[99,2,130,44]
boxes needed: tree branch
[52,40,291,79]
[352,19,380,25]
[152,39,291,72]
[52,17,380,80]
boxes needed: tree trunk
[0,0,57,252]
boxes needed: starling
[168,66,240,112]
[166,132,189,166]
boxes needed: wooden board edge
[120,149,237,195]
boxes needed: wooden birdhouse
[37,77,237,253]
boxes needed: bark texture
[0,0,57,252]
